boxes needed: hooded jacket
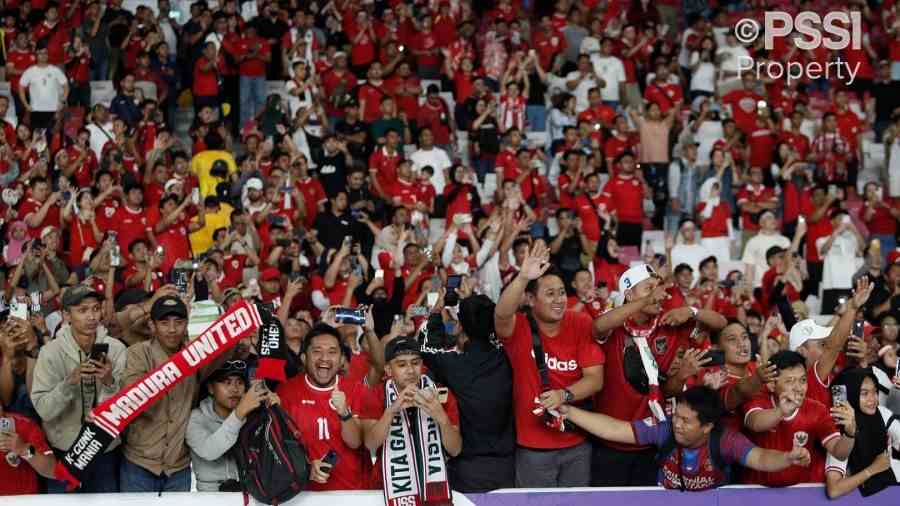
[185,396,245,491]
[30,323,127,450]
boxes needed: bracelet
[339,410,353,422]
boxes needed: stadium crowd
[1,0,900,501]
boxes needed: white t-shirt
[410,147,452,194]
[716,44,752,76]
[19,65,67,112]
[825,405,900,480]
[87,121,114,161]
[564,71,600,113]
[689,54,716,93]
[817,232,863,290]
[590,55,626,102]
[741,232,791,287]
[671,242,713,279]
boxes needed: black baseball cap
[384,336,421,362]
[62,285,104,309]
[150,296,188,320]
[208,360,248,384]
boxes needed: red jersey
[111,206,149,259]
[601,175,644,224]
[233,36,270,77]
[295,177,327,228]
[384,75,421,120]
[861,199,898,236]
[32,20,69,64]
[357,81,389,123]
[644,82,683,114]
[411,30,440,67]
[741,394,840,487]
[722,89,763,134]
[594,317,697,451]
[220,254,247,289]
[499,311,605,449]
[574,193,601,241]
[696,201,730,238]
[68,217,99,266]
[18,197,60,239]
[0,413,52,495]
[747,125,776,168]
[193,56,219,97]
[804,215,833,263]
[321,69,358,117]
[122,262,165,291]
[6,49,36,92]
[578,105,616,129]
[779,131,810,160]
[417,99,453,145]
[388,178,419,207]
[277,375,370,491]
[736,184,776,231]
[155,214,192,273]
[369,147,402,195]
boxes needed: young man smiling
[277,325,368,491]
[493,242,605,487]
[560,386,811,491]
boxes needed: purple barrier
[465,485,900,506]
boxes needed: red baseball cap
[887,250,900,267]
[261,268,281,282]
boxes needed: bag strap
[525,309,551,391]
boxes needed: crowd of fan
[1,0,900,501]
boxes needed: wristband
[339,410,353,422]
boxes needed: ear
[701,422,714,437]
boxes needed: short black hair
[770,350,806,374]
[128,238,149,254]
[525,267,564,295]
[674,263,693,276]
[677,386,724,426]
[699,255,717,271]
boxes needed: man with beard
[186,360,278,491]
[590,262,727,486]
[277,325,369,491]
[493,242,605,487]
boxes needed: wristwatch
[339,410,354,422]
[563,389,575,404]
[689,306,699,319]
[21,445,35,461]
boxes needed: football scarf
[54,301,266,488]
[625,315,666,422]
[382,376,451,506]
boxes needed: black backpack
[234,404,310,505]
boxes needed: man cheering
[493,242,605,487]
[361,337,461,506]
[277,325,368,491]
[560,386,812,490]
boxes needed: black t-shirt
[314,151,347,197]
[421,339,516,459]
[872,81,900,124]
[549,234,583,275]
[313,210,354,251]
[526,71,546,106]
[475,117,500,156]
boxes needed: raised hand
[519,242,551,281]
[851,276,873,309]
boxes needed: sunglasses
[221,360,247,372]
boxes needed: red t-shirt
[861,199,899,236]
[417,100,453,145]
[220,254,247,289]
[193,56,219,97]
[601,175,645,224]
[0,413,52,495]
[369,147,402,194]
[736,184,776,231]
[155,214,192,273]
[722,89,763,134]
[122,262,165,291]
[112,206,150,260]
[18,197,60,239]
[804,215,833,263]
[696,201,730,238]
[278,375,370,491]
[594,318,697,451]
[357,82,388,123]
[233,36,270,77]
[747,125,776,169]
[321,69,358,117]
[741,394,840,487]
[574,193,601,241]
[499,311,605,449]
[7,49,36,92]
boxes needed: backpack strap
[656,423,729,490]
[525,309,551,391]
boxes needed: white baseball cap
[618,263,657,295]
[246,177,264,191]
[788,319,833,351]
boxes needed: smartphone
[702,350,726,367]
[445,275,462,290]
[172,269,190,294]
[852,319,864,338]
[343,236,352,248]
[831,384,847,405]
[90,343,110,361]
[334,307,366,325]
[426,292,439,308]
[320,449,338,473]
[9,298,27,321]
[408,305,428,317]
[895,359,899,379]
[110,246,121,267]
[828,185,837,197]
[436,386,449,403]
[374,269,384,279]
[191,188,200,205]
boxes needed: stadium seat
[90,81,116,107]
[135,80,158,102]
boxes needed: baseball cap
[150,295,188,320]
[62,285,104,309]
[246,177,264,191]
[40,225,58,240]
[261,268,281,282]
[208,360,248,384]
[788,319,833,351]
[617,263,657,294]
[887,250,900,267]
[384,336,421,362]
